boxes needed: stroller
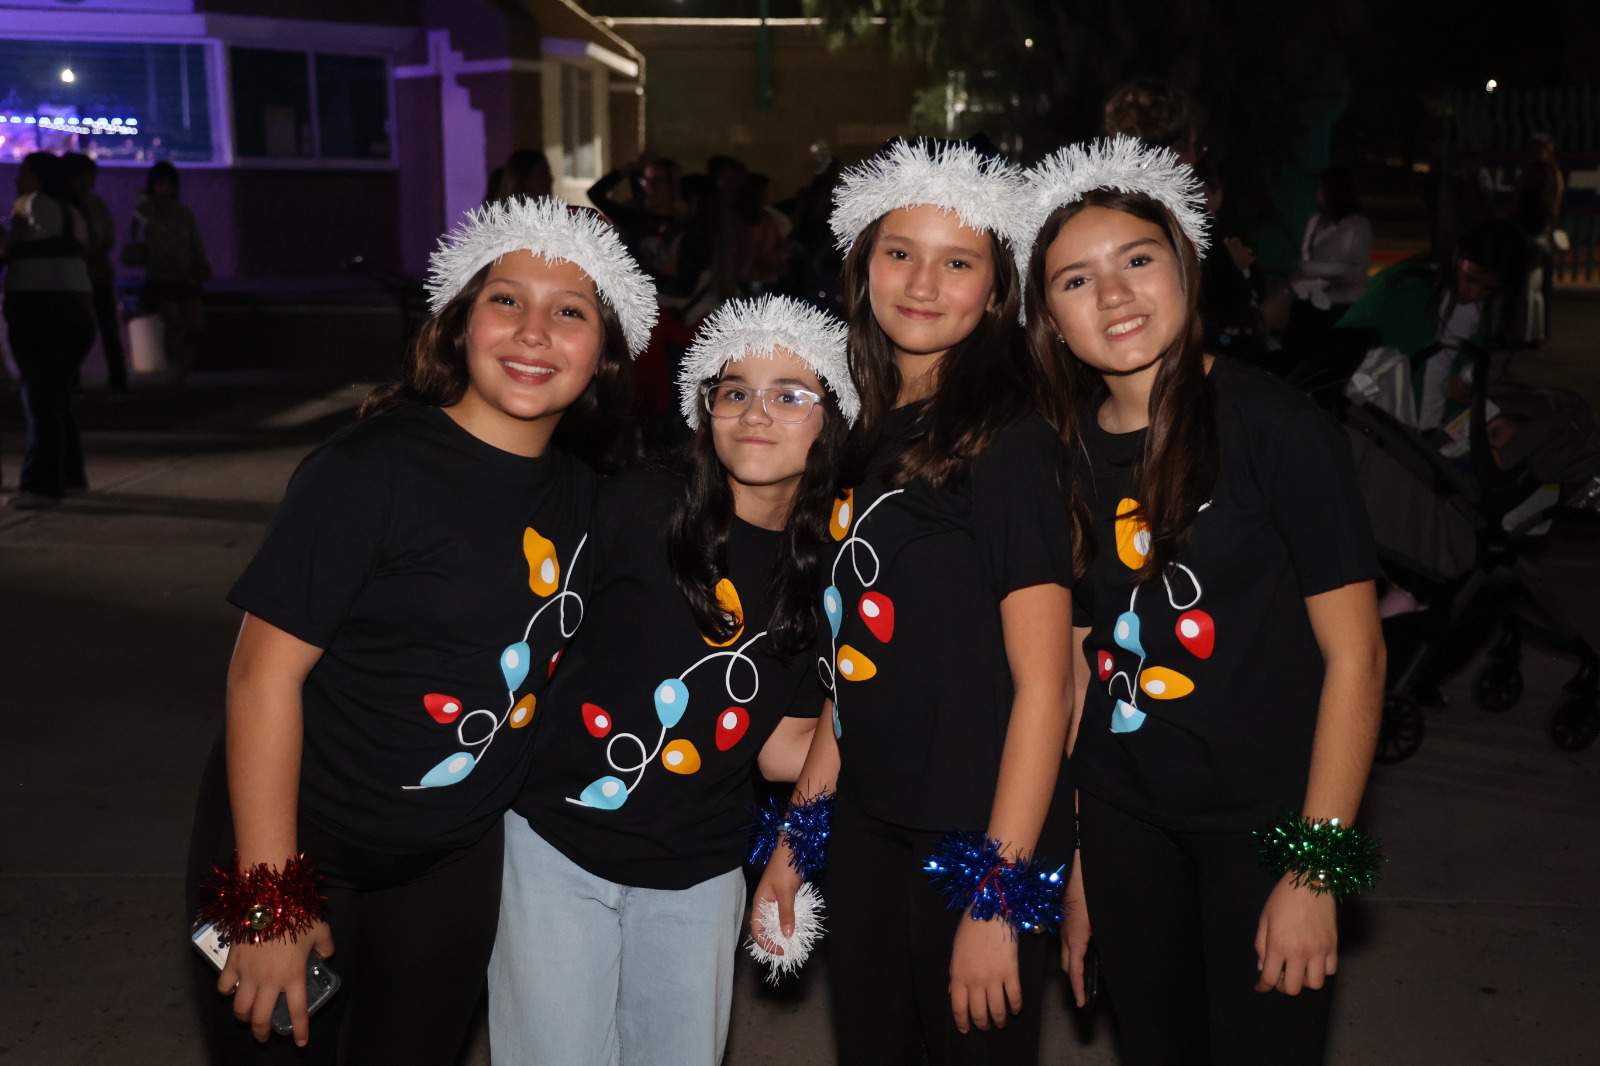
[1340,338,1599,763]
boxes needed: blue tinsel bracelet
[923,833,1066,935]
[748,791,835,880]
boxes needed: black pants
[185,740,503,1065]
[90,278,127,390]
[5,292,93,496]
[826,792,1069,1066]
[1079,792,1331,1066]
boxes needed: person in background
[0,151,96,509]
[1193,156,1264,363]
[125,161,210,377]
[586,153,686,280]
[63,152,127,393]
[734,172,791,294]
[1517,133,1564,340]
[491,149,556,204]
[1294,167,1373,323]
[1103,77,1202,165]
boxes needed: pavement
[2,299,1598,1065]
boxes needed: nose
[905,257,938,302]
[514,308,551,348]
[1097,272,1133,310]
[739,393,774,426]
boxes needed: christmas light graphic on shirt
[563,584,769,811]
[405,528,588,789]
[564,566,785,810]
[819,486,905,737]
[1100,498,1212,735]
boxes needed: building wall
[197,0,424,25]
[605,21,924,193]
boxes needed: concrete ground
[2,298,1598,1065]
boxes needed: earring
[1055,334,1065,344]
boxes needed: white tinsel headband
[828,139,1030,257]
[676,295,857,429]
[1017,135,1212,280]
[424,196,659,357]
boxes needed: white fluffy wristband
[745,882,826,985]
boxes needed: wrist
[197,852,326,947]
[925,833,1066,935]
[1255,813,1383,901]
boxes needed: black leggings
[184,741,502,1065]
[825,792,1070,1066]
[1079,792,1332,1066]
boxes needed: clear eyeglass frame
[700,382,823,423]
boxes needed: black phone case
[1082,938,1103,1005]
[270,949,342,1036]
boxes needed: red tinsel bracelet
[197,853,326,948]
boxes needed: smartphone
[191,921,341,1037]
[1082,938,1103,1005]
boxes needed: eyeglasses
[701,382,823,422]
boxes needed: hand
[220,920,335,1046]
[949,914,1021,1034]
[1224,236,1256,273]
[749,840,804,955]
[1254,875,1336,996]
[1060,853,1092,1007]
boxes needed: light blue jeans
[488,815,747,1066]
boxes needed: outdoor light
[1024,37,1035,48]
[60,67,76,84]
[1486,78,1499,92]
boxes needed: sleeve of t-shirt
[227,440,391,648]
[781,635,829,719]
[971,417,1075,598]
[1267,405,1381,597]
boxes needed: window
[0,38,215,164]
[315,54,390,160]
[560,64,597,180]
[230,46,391,163]
[230,48,313,158]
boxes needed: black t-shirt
[827,408,1075,837]
[229,404,597,854]
[1071,357,1380,831]
[516,467,825,890]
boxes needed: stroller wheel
[1474,662,1525,714]
[1376,694,1425,764]
[1549,696,1600,752]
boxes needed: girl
[124,161,211,376]
[752,139,1076,1065]
[1021,137,1386,1066]
[184,198,656,1064]
[1,151,96,509]
[492,294,854,1065]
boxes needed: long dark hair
[361,264,636,470]
[666,383,849,657]
[1024,189,1218,582]
[1318,166,1361,222]
[840,216,1040,488]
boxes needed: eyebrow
[719,374,818,389]
[484,278,600,305]
[1049,238,1162,284]
[877,232,988,259]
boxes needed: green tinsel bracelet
[1254,814,1383,901]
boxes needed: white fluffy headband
[676,295,857,429]
[828,139,1029,256]
[424,196,659,358]
[1017,135,1212,277]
